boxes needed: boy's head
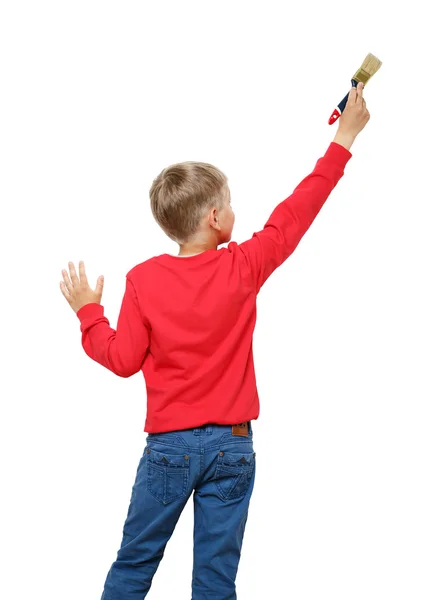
[150,161,235,248]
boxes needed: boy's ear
[208,207,221,231]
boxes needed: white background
[1,1,439,598]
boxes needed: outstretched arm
[237,141,352,293]
[237,82,370,293]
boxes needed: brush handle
[328,79,358,125]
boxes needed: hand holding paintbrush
[329,53,382,125]
[331,81,370,152]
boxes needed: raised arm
[237,82,370,293]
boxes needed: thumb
[95,275,104,297]
[347,84,358,105]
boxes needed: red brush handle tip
[328,109,340,125]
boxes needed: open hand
[60,261,104,314]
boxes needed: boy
[60,83,369,599]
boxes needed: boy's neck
[178,242,218,257]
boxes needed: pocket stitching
[214,451,255,501]
[146,453,190,505]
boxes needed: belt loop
[206,425,213,435]
[193,427,201,436]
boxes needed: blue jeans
[101,422,256,599]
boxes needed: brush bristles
[352,53,382,85]
[360,53,382,77]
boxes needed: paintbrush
[328,53,382,125]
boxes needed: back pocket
[146,447,190,505]
[214,450,255,501]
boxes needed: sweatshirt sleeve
[237,142,352,293]
[76,275,151,377]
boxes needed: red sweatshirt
[77,141,352,433]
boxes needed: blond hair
[150,161,229,244]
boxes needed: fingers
[68,261,80,286]
[61,261,88,296]
[60,280,70,300]
[347,85,358,106]
[348,81,364,106]
[348,81,368,115]
[95,275,104,296]
[62,267,73,293]
[78,260,89,287]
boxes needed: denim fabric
[101,423,256,599]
